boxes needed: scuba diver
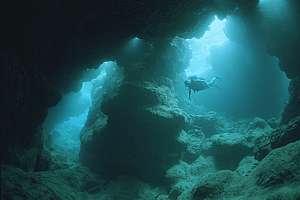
[184,76,220,100]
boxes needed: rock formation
[80,40,189,184]
[2,0,300,199]
[255,116,300,161]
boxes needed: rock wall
[169,140,300,200]
[2,2,300,199]
[80,40,190,184]
[282,77,300,123]
[2,0,257,170]
[255,116,300,161]
[2,60,61,170]
[1,165,100,200]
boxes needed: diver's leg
[208,77,217,87]
[208,77,222,89]
[189,88,191,100]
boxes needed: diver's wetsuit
[184,76,217,99]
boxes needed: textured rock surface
[188,112,223,137]
[3,0,300,169]
[282,77,300,123]
[0,0,214,169]
[168,116,300,200]
[167,156,215,200]
[1,165,100,200]
[179,116,272,169]
[95,177,168,200]
[1,165,170,200]
[236,156,258,177]
[185,140,300,200]
[2,0,300,199]
[253,140,300,188]
[255,116,300,161]
[80,81,186,184]
[2,64,61,170]
[192,170,236,200]
[206,132,253,170]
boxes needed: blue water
[43,61,120,159]
[181,15,289,118]
[185,16,228,78]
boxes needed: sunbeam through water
[185,16,228,77]
[42,61,121,161]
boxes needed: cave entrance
[185,16,228,78]
[42,61,121,164]
[172,13,291,173]
[178,15,289,119]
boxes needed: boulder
[189,112,222,137]
[254,116,300,161]
[206,132,253,170]
[167,156,215,182]
[192,170,235,200]
[253,140,300,188]
[235,156,258,177]
[177,140,300,200]
[80,81,186,184]
[167,156,215,200]
[178,130,206,159]
[93,176,168,200]
[1,165,100,200]
[282,77,300,124]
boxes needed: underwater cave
[2,0,300,199]
[42,61,123,164]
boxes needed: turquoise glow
[43,61,119,160]
[132,37,141,42]
[128,37,143,47]
[258,0,292,21]
[185,16,228,77]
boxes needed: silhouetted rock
[255,116,300,161]
[174,140,300,200]
[189,112,222,136]
[3,0,300,199]
[254,140,300,188]
[282,77,300,124]
[80,81,186,184]
[167,156,215,200]
[1,165,100,200]
[192,170,235,200]
[206,132,253,170]
[236,156,258,177]
[178,130,206,157]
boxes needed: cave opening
[3,0,300,199]
[42,61,122,164]
[176,15,290,119]
[185,16,228,78]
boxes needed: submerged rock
[192,170,236,200]
[80,81,186,184]
[282,77,300,124]
[206,132,253,170]
[189,112,222,137]
[236,156,258,177]
[1,165,100,200]
[253,140,300,188]
[246,117,273,141]
[255,116,300,161]
[1,165,170,200]
[166,156,215,181]
[94,176,168,200]
[178,130,206,158]
[173,140,300,200]
[179,116,272,170]
[167,156,215,200]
